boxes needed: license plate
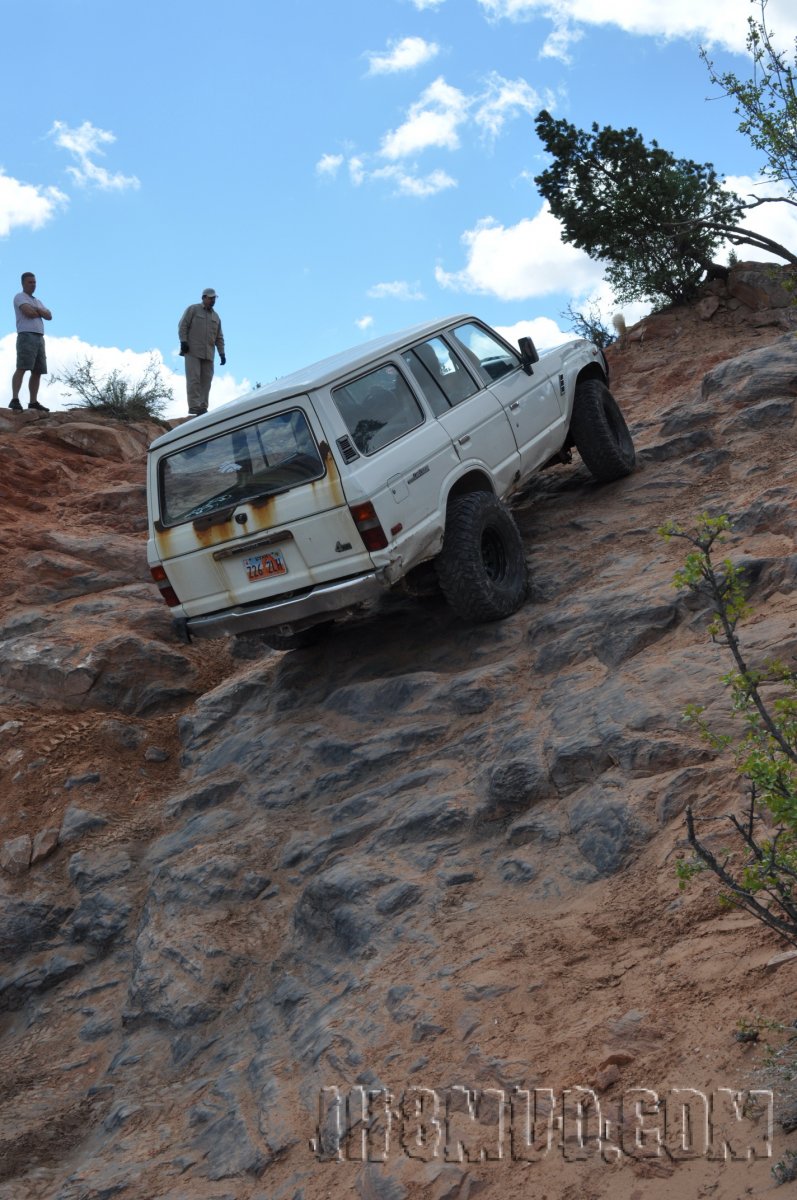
[243,549,288,581]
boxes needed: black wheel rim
[481,526,508,581]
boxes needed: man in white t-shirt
[10,271,51,412]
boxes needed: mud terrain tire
[435,492,528,623]
[570,378,635,482]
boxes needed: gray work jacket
[178,304,225,360]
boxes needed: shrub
[661,514,797,946]
[54,355,172,423]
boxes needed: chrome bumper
[178,572,385,641]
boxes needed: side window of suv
[451,322,520,383]
[333,364,424,456]
[402,337,479,415]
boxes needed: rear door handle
[509,400,520,411]
[458,435,471,446]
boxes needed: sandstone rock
[31,827,59,863]
[68,848,132,892]
[376,882,423,915]
[295,862,396,952]
[727,262,795,309]
[377,792,472,846]
[0,634,96,702]
[65,771,101,790]
[595,1063,621,1091]
[0,946,91,1009]
[484,758,550,818]
[59,804,108,844]
[70,888,132,948]
[569,791,642,877]
[0,835,32,875]
[500,858,536,883]
[697,296,720,320]
[0,897,73,958]
[27,420,150,462]
[128,909,237,1028]
[701,335,797,408]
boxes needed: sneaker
[188,407,207,416]
[27,399,49,411]
[8,398,22,411]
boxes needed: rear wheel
[435,492,528,623]
[570,378,635,482]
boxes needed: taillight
[349,501,388,551]
[150,564,181,608]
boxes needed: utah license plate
[243,549,288,581]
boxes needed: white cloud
[367,36,439,75]
[372,164,457,196]
[379,76,469,159]
[723,175,797,261]
[0,171,67,236]
[1,333,249,420]
[349,156,366,186]
[473,73,541,140]
[539,22,584,64]
[316,153,344,177]
[367,280,426,300]
[410,0,446,9]
[476,0,797,55]
[494,316,571,351]
[435,204,604,301]
[50,121,140,192]
[356,315,375,330]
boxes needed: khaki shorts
[16,332,47,374]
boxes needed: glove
[180,341,190,356]
[219,354,226,366]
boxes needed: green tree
[534,111,797,307]
[54,355,172,423]
[702,0,797,204]
[661,515,797,946]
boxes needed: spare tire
[570,378,635,482]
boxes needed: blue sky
[2,0,796,418]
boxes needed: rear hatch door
[150,400,370,616]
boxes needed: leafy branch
[661,514,797,945]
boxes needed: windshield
[159,408,325,527]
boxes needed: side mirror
[518,336,539,374]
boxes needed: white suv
[146,314,634,649]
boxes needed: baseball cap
[202,288,217,298]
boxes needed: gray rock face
[0,835,32,876]
[59,805,109,844]
[0,324,795,1198]
[702,334,797,408]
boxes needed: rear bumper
[175,572,385,641]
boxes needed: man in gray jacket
[178,288,226,415]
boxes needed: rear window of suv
[159,407,325,527]
[333,363,424,455]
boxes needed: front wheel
[570,379,635,482]
[435,492,528,623]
